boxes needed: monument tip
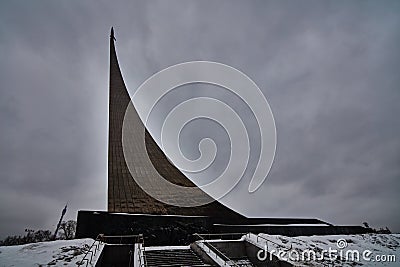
[110,27,116,41]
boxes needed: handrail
[248,233,330,267]
[136,235,147,267]
[192,232,248,240]
[193,233,240,267]
[78,234,103,266]
[247,232,292,263]
[136,244,142,267]
[142,236,147,267]
[253,233,288,250]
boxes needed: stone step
[227,259,254,267]
[144,249,211,267]
[200,242,255,267]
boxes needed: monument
[107,27,244,219]
[75,29,371,244]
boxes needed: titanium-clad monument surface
[107,28,244,219]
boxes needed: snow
[245,233,400,266]
[0,238,104,267]
[1,232,399,267]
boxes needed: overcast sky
[0,0,399,239]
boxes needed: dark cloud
[0,0,399,238]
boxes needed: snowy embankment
[246,233,400,266]
[0,238,104,267]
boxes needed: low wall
[214,225,371,236]
[76,210,372,246]
[76,211,212,245]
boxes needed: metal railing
[78,234,146,267]
[248,232,290,264]
[251,233,290,252]
[100,234,146,267]
[135,235,147,267]
[192,232,248,241]
[78,234,104,266]
[193,233,240,267]
[247,233,330,267]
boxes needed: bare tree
[59,220,77,240]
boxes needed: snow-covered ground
[246,233,400,266]
[0,238,104,267]
[1,233,399,267]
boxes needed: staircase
[201,241,255,267]
[145,248,212,267]
[226,258,254,266]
